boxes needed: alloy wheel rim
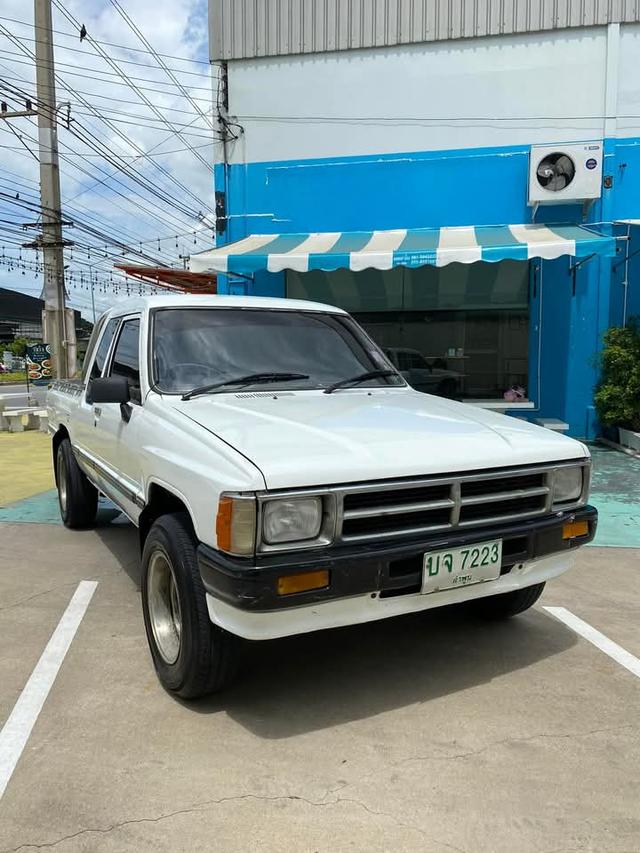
[147,550,182,665]
[57,454,67,513]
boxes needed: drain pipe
[622,223,631,327]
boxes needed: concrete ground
[0,434,639,852]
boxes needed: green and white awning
[190,223,616,276]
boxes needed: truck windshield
[152,308,403,394]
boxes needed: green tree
[7,337,28,357]
[594,318,640,432]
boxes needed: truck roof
[100,293,347,319]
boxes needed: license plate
[421,539,503,594]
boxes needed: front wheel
[56,438,98,528]
[468,582,546,619]
[141,513,239,699]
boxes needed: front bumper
[198,506,597,635]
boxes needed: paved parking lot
[1,436,639,852]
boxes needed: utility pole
[33,0,76,378]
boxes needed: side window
[109,319,141,402]
[81,315,105,380]
[89,318,119,380]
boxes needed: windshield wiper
[323,369,398,394]
[181,372,309,401]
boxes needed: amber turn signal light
[216,496,256,556]
[277,569,329,596]
[562,520,589,540]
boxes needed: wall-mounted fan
[536,152,576,191]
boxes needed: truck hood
[171,389,587,490]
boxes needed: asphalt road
[0,517,638,853]
[0,384,47,404]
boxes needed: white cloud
[0,0,216,320]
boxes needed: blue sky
[0,0,215,320]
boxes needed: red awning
[116,265,217,294]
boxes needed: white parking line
[544,606,640,679]
[0,581,97,800]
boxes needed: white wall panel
[617,23,640,137]
[226,28,608,164]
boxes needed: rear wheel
[56,438,98,528]
[469,582,546,619]
[141,512,239,699]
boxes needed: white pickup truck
[48,294,596,698]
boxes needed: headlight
[553,467,583,504]
[262,497,322,544]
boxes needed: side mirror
[88,375,130,404]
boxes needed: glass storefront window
[286,261,529,401]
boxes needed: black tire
[469,582,546,619]
[55,438,98,528]
[141,512,239,699]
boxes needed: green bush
[594,318,640,431]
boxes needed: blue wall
[217,137,640,437]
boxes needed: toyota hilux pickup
[48,295,596,698]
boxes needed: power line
[107,0,215,133]
[0,40,213,78]
[0,48,215,93]
[2,43,214,82]
[0,190,168,266]
[51,0,214,172]
[0,170,214,265]
[0,79,217,138]
[0,128,211,241]
[0,13,213,66]
[0,65,215,104]
[1,14,217,296]
[0,65,214,217]
[0,135,214,157]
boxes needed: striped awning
[189,223,616,275]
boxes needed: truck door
[74,316,120,469]
[92,316,144,521]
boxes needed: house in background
[0,286,89,359]
[0,287,47,343]
[196,0,640,438]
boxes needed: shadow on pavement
[95,520,141,588]
[199,605,577,738]
[93,523,578,738]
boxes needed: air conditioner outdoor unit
[528,142,603,205]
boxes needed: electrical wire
[0,13,213,66]
[0,128,212,243]
[0,41,213,78]
[51,0,214,171]
[0,49,215,93]
[106,0,215,132]
[0,67,214,217]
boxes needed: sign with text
[26,343,52,386]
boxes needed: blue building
[195,1,640,438]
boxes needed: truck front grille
[339,468,552,542]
